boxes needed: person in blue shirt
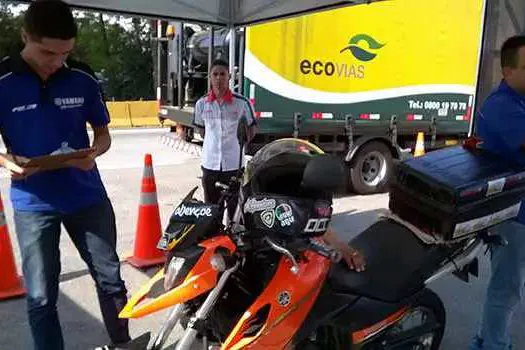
[0,2,130,349]
[470,35,525,350]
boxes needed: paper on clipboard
[5,147,96,171]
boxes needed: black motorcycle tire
[362,288,446,350]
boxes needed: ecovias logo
[299,33,384,80]
[340,34,385,62]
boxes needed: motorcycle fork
[175,260,240,350]
[150,304,186,349]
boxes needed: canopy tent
[15,0,384,27]
[15,0,525,136]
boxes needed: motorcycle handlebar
[263,237,300,274]
[215,181,230,191]
[215,174,242,192]
[308,240,343,263]
[261,236,342,275]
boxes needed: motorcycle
[120,118,492,350]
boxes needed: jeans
[14,198,130,350]
[469,220,525,350]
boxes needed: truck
[153,0,521,195]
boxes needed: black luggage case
[389,144,525,241]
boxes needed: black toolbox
[389,143,525,241]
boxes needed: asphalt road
[0,128,523,350]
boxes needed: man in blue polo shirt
[470,35,525,350]
[0,2,130,349]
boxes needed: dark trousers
[201,166,240,219]
[14,198,130,350]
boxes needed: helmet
[241,138,344,240]
[243,138,325,197]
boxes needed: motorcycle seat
[328,218,456,303]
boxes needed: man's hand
[247,124,256,144]
[195,126,205,139]
[65,125,110,171]
[2,155,41,180]
[340,245,366,272]
[321,228,366,272]
[65,151,97,171]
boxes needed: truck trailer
[153,0,522,195]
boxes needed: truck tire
[349,141,393,195]
[184,126,194,142]
[177,125,194,142]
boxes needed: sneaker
[94,342,131,350]
[469,335,513,350]
[95,332,151,350]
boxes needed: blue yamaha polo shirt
[0,54,110,213]
[476,80,525,223]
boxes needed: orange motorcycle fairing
[352,306,409,344]
[119,235,236,319]
[221,250,331,350]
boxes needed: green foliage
[0,6,24,57]
[0,7,154,101]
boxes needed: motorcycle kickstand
[149,304,185,350]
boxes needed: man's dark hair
[501,35,525,69]
[23,0,77,41]
[210,58,229,70]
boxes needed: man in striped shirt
[193,59,257,217]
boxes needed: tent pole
[208,26,215,92]
[228,26,236,91]
[238,28,245,95]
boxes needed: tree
[0,5,154,101]
[0,6,23,58]
[72,12,154,100]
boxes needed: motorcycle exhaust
[424,238,483,285]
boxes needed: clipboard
[6,147,97,171]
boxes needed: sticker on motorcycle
[174,204,213,218]
[277,291,291,307]
[157,237,168,250]
[315,205,332,218]
[244,197,276,213]
[275,204,294,227]
[304,218,330,233]
[261,209,275,228]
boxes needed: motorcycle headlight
[164,256,186,291]
[210,253,226,272]
[162,246,205,291]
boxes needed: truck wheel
[175,126,194,142]
[184,127,194,142]
[349,141,393,195]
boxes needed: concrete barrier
[105,100,165,128]
[128,101,161,127]
[106,102,132,128]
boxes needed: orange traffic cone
[0,192,26,300]
[414,132,426,157]
[126,154,166,268]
